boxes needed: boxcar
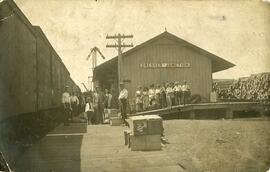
[0,0,80,121]
[0,1,37,121]
[32,26,52,110]
[51,51,62,107]
[60,62,70,94]
[0,1,81,163]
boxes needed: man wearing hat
[62,85,72,126]
[118,82,129,126]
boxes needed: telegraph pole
[106,33,133,92]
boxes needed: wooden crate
[146,115,163,135]
[129,116,148,136]
[129,115,163,136]
[110,116,123,126]
[129,134,161,151]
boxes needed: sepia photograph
[0,0,270,171]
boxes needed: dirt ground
[163,118,270,172]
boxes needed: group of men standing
[135,80,191,112]
[85,83,128,126]
[62,85,115,125]
[62,86,84,126]
[62,82,129,126]
[62,81,190,125]
[87,85,110,125]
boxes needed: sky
[13,0,270,91]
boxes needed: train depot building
[93,31,235,103]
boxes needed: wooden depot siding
[122,36,212,101]
[94,32,235,105]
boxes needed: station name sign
[140,63,191,68]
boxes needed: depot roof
[95,31,235,74]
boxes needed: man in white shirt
[107,90,113,109]
[182,80,190,105]
[166,83,173,107]
[135,86,143,112]
[70,92,80,119]
[85,97,94,125]
[119,82,129,126]
[104,89,113,109]
[149,84,156,106]
[173,82,180,105]
[62,86,71,126]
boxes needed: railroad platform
[136,101,267,119]
[13,123,186,172]
[13,119,270,172]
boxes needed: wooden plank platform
[135,102,265,119]
[14,123,185,172]
[14,119,270,172]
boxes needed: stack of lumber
[214,73,270,101]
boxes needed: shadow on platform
[162,109,262,120]
[14,123,87,172]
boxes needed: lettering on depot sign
[139,63,191,68]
